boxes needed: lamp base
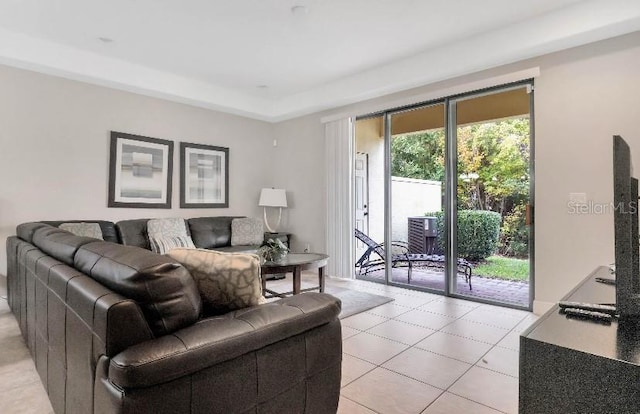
[263,207,282,233]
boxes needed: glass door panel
[452,87,532,307]
[389,103,446,291]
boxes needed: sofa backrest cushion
[115,219,151,249]
[187,216,240,249]
[74,241,202,336]
[16,222,52,243]
[32,227,97,266]
[41,220,119,243]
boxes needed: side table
[261,253,329,298]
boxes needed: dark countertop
[522,265,640,365]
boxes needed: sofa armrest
[108,292,341,388]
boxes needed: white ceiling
[0,0,639,122]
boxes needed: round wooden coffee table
[261,253,329,298]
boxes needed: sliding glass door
[354,81,534,309]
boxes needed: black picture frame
[180,142,229,208]
[108,131,173,208]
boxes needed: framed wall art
[108,131,173,208]
[180,142,229,208]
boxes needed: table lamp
[259,188,288,233]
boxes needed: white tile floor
[333,278,537,414]
[0,273,537,414]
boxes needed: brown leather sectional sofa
[6,218,342,414]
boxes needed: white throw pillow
[149,235,196,254]
[147,218,196,253]
[168,248,266,314]
[231,218,264,246]
[59,222,104,240]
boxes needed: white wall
[533,33,640,309]
[272,31,640,309]
[0,64,275,273]
[270,114,326,253]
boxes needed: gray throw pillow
[59,222,104,240]
[147,218,189,238]
[231,218,264,246]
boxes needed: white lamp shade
[258,188,288,208]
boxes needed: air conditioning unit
[408,216,438,254]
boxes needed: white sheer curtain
[324,117,354,278]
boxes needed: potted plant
[258,238,290,263]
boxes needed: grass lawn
[474,255,529,281]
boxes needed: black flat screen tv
[613,135,640,318]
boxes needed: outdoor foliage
[425,210,502,261]
[499,204,529,257]
[391,129,445,182]
[456,119,529,216]
[393,118,529,258]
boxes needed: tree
[391,129,445,182]
[456,119,529,215]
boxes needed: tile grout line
[339,395,382,414]
[429,389,511,414]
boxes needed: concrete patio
[357,267,530,308]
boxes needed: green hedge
[424,210,501,261]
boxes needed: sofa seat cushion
[74,241,202,336]
[231,217,263,246]
[109,293,341,388]
[168,248,265,314]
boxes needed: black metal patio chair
[354,228,472,290]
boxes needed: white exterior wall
[391,177,442,242]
